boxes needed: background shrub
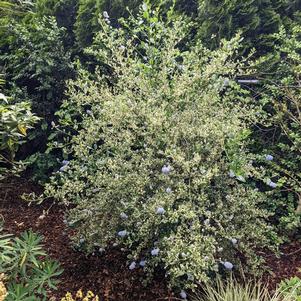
[0,90,39,179]
[0,13,75,175]
[250,24,301,236]
[0,16,74,120]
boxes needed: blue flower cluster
[265,154,274,161]
[156,207,165,215]
[162,164,171,175]
[120,212,128,219]
[129,261,136,270]
[267,179,277,188]
[139,260,146,267]
[229,170,235,178]
[118,230,127,237]
[230,238,238,245]
[59,160,69,172]
[103,11,110,24]
[166,187,172,193]
[223,261,233,270]
[151,248,160,256]
[180,290,187,300]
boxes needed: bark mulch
[1,177,301,300]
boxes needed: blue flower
[180,290,187,300]
[265,154,274,161]
[139,260,146,267]
[223,78,230,87]
[156,207,165,215]
[118,230,127,237]
[59,165,68,172]
[231,238,238,245]
[103,11,109,19]
[120,212,128,219]
[223,261,234,270]
[119,45,126,51]
[166,187,172,193]
[229,170,235,178]
[86,110,92,115]
[204,219,210,226]
[161,165,171,175]
[267,179,277,188]
[177,64,184,71]
[129,261,136,270]
[151,248,160,256]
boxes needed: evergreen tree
[74,0,192,49]
[74,0,102,49]
[35,0,78,49]
[197,0,284,54]
[282,0,301,23]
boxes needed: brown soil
[1,177,301,300]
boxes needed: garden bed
[0,177,301,300]
[0,178,169,300]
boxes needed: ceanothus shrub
[42,4,276,290]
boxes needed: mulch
[1,177,301,300]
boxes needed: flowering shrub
[42,4,276,290]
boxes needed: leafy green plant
[278,275,301,301]
[0,223,63,300]
[0,92,39,179]
[39,3,278,291]
[26,152,60,183]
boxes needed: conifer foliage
[197,0,285,54]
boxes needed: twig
[281,247,301,257]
